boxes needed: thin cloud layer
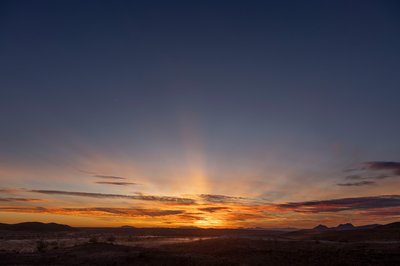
[0,207,185,217]
[29,189,196,205]
[95,181,137,186]
[198,207,230,213]
[0,197,43,202]
[94,175,126,180]
[345,174,391,180]
[0,188,25,194]
[364,161,400,175]
[64,207,185,217]
[337,181,376,186]
[277,195,400,213]
[362,208,400,217]
[338,161,400,186]
[199,194,246,203]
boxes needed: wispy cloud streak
[364,161,400,175]
[95,181,137,186]
[94,175,126,180]
[199,194,246,203]
[337,181,376,186]
[0,207,185,217]
[198,207,229,213]
[29,189,196,205]
[277,195,400,213]
[0,197,43,202]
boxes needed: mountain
[377,222,400,230]
[120,225,136,229]
[244,227,299,232]
[177,226,202,229]
[356,224,381,230]
[0,222,73,231]
[313,224,329,231]
[335,223,355,230]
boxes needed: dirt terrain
[1,238,399,266]
[1,222,400,265]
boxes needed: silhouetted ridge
[0,222,73,231]
[313,224,329,231]
[356,224,381,230]
[335,223,355,230]
[120,225,136,229]
[177,226,201,229]
[377,221,400,229]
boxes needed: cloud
[79,170,126,180]
[364,161,400,175]
[199,194,246,203]
[176,213,203,221]
[29,189,196,205]
[371,174,392,180]
[345,174,391,180]
[95,181,137,186]
[337,181,376,186]
[81,171,138,185]
[198,207,229,213]
[94,175,126,180]
[345,175,363,180]
[0,206,185,217]
[64,207,185,217]
[277,195,400,213]
[362,208,400,217]
[0,197,43,202]
[0,207,48,213]
[138,209,185,216]
[132,193,196,205]
[0,188,25,194]
[226,212,264,221]
[339,161,400,185]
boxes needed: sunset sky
[1,0,400,228]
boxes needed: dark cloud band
[337,181,376,186]
[277,195,400,213]
[0,207,185,217]
[199,194,246,203]
[95,181,137,186]
[94,175,126,180]
[29,189,196,205]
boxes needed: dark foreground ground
[1,238,400,266]
[1,222,400,265]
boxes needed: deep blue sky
[1,1,400,201]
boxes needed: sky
[1,0,400,228]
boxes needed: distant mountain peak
[313,224,329,231]
[336,223,355,230]
[177,226,201,229]
[120,225,136,229]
